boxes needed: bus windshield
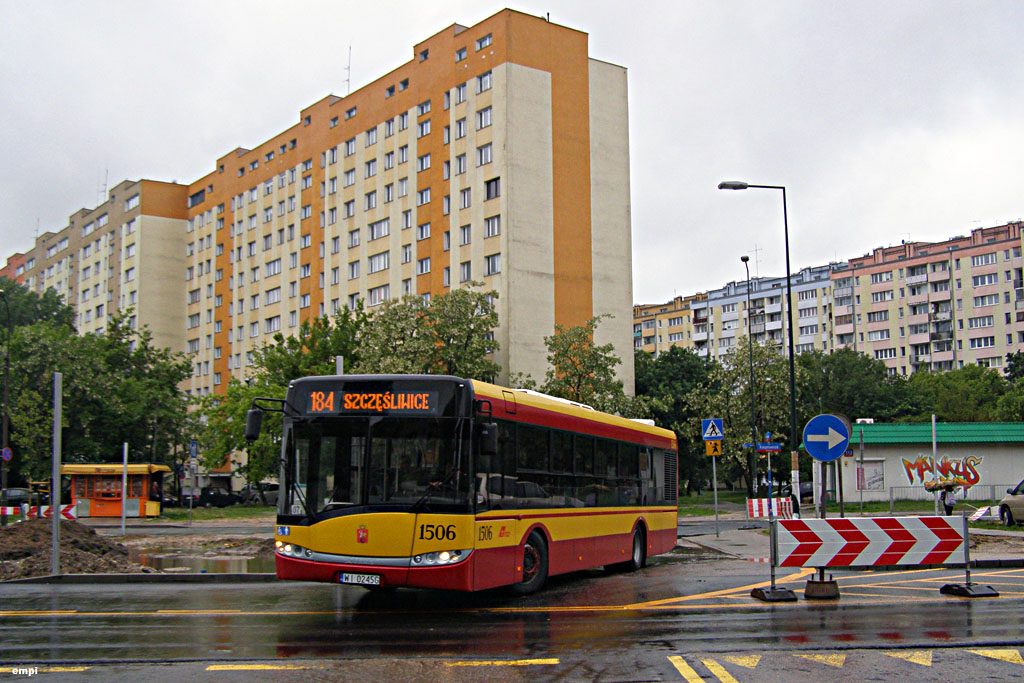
[290,416,470,516]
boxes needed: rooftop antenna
[750,243,763,277]
[344,46,352,96]
[97,168,108,205]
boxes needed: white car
[998,479,1024,526]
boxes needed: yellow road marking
[702,658,739,682]
[722,655,761,668]
[39,667,91,672]
[968,649,1024,665]
[0,610,76,616]
[632,568,815,608]
[885,650,932,666]
[159,609,242,614]
[668,655,704,682]
[795,653,846,668]
[444,658,559,667]
[207,664,322,671]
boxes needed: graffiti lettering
[901,455,982,487]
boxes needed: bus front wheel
[511,531,548,596]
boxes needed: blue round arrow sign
[802,414,850,462]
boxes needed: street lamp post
[0,289,10,528]
[740,256,761,504]
[719,181,799,515]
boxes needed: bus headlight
[276,542,310,558]
[411,550,468,566]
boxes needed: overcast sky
[1,1,1021,304]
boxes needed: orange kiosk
[61,463,171,517]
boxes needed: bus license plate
[340,573,380,586]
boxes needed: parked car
[240,483,279,506]
[998,479,1024,526]
[198,486,240,508]
[0,488,32,507]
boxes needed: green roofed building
[836,422,1024,504]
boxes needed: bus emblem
[357,526,369,543]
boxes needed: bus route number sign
[305,390,438,415]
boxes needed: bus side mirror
[244,409,264,442]
[478,422,498,456]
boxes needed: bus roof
[60,464,172,476]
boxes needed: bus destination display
[305,389,438,414]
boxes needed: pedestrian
[941,484,957,516]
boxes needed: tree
[252,306,367,385]
[195,378,285,491]
[538,315,633,414]
[1006,351,1024,384]
[683,338,792,496]
[796,348,908,424]
[634,346,715,495]
[0,276,76,330]
[903,365,1007,422]
[353,285,500,378]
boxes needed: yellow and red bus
[246,374,678,594]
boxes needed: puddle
[128,547,276,574]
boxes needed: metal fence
[887,484,1013,514]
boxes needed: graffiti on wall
[901,455,982,487]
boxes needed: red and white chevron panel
[746,497,793,520]
[0,505,77,520]
[776,516,964,568]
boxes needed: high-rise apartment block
[3,10,634,393]
[636,222,1024,377]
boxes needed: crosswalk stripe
[884,650,932,666]
[722,655,761,668]
[702,658,739,682]
[968,649,1024,665]
[795,653,846,667]
[668,655,705,682]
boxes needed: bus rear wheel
[511,531,548,596]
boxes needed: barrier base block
[804,579,840,600]
[751,586,797,602]
[939,582,999,598]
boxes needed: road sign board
[705,440,722,457]
[190,439,197,462]
[701,418,724,441]
[802,414,851,462]
[1,446,11,462]
[757,442,782,452]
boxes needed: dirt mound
[0,518,159,581]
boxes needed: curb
[5,572,279,585]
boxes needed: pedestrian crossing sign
[701,418,724,441]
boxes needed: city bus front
[264,376,486,591]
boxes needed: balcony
[930,310,952,321]
[907,312,929,325]
[908,332,930,345]
[750,323,766,334]
[930,331,952,342]
[929,290,951,302]
[928,269,951,282]
[766,320,783,331]
[906,273,928,286]
[911,353,931,364]
[834,323,854,335]
[693,331,708,342]
[721,310,739,322]
[765,302,783,314]
[833,286,853,298]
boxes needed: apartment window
[402,244,413,263]
[124,243,136,258]
[402,210,412,229]
[266,287,281,305]
[455,118,467,139]
[460,224,472,245]
[417,119,431,137]
[300,233,312,248]
[328,207,337,225]
[455,83,467,104]
[300,204,312,219]
[368,284,390,306]
[383,183,394,203]
[344,107,356,120]
[398,178,408,197]
[972,252,998,267]
[402,279,413,295]
[968,315,994,329]
[345,138,356,156]
[385,119,394,137]
[384,151,394,170]
[124,267,135,282]
[417,257,431,274]
[278,200,286,216]
[476,70,492,93]
[266,258,282,276]
[485,178,501,200]
[443,160,451,180]
[970,336,996,349]
[455,47,467,62]
[343,169,356,187]
[365,159,377,178]
[460,261,471,282]
[455,154,467,174]
[365,127,378,146]
[343,200,355,218]
[476,106,492,129]
[187,313,200,328]
[476,33,492,50]
[443,267,450,287]
[443,231,451,251]
[125,194,139,210]
[418,100,431,115]
[974,294,999,307]
[368,218,390,241]
[972,273,998,287]
[417,153,431,172]
[417,222,431,240]
[368,251,390,273]
[398,145,408,164]
[265,316,282,333]
[417,188,431,206]
[348,229,360,248]
[365,191,377,210]
[299,264,311,278]
[460,188,472,209]
[477,143,492,166]
[398,112,408,130]
[263,207,273,223]
[484,253,501,276]
[329,116,338,128]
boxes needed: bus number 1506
[418,524,456,541]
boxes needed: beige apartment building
[3,10,635,397]
[634,223,1024,378]
[4,180,188,353]
[832,223,1024,375]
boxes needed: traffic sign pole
[702,418,724,538]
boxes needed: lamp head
[740,255,750,263]
[718,181,749,190]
